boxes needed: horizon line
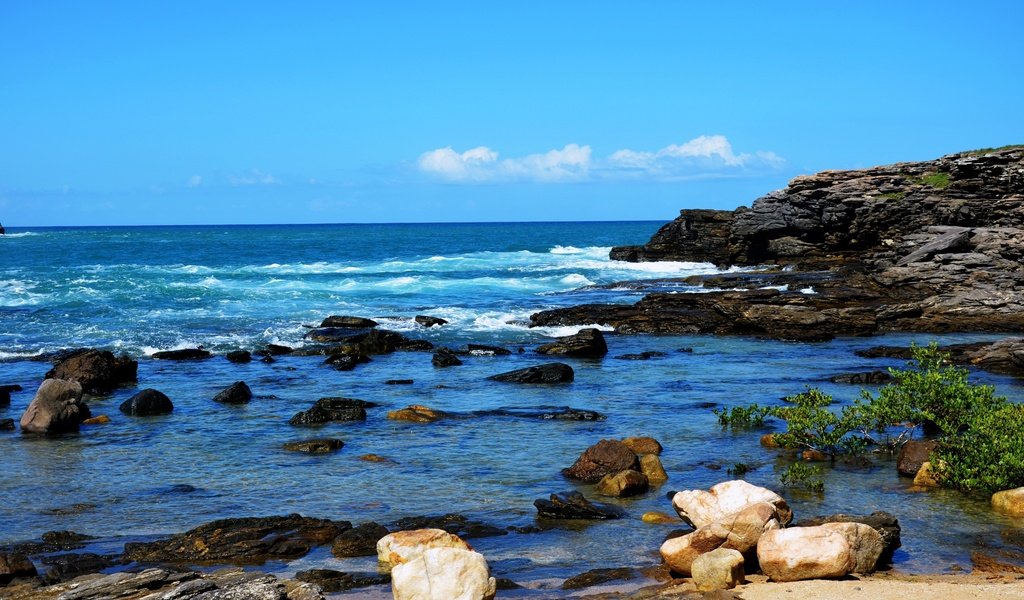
[3,218,671,230]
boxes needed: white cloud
[228,169,278,186]
[419,135,784,183]
[186,175,203,188]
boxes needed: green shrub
[714,403,772,428]
[779,463,824,492]
[933,403,1024,492]
[769,388,873,460]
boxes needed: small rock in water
[226,350,252,363]
[414,315,447,327]
[265,344,293,356]
[596,469,649,497]
[562,567,637,590]
[152,348,211,360]
[324,352,370,371]
[295,568,390,592]
[466,344,512,356]
[332,522,391,558]
[829,370,892,384]
[487,363,574,384]
[432,347,463,367]
[385,379,414,385]
[283,438,344,454]
[359,454,397,464]
[391,514,507,539]
[642,511,677,524]
[1,418,15,431]
[536,327,608,358]
[289,397,372,426]
[120,388,173,416]
[44,349,138,394]
[320,315,379,328]
[387,405,446,423]
[534,491,625,520]
[622,436,663,455]
[81,415,111,425]
[562,439,640,483]
[213,381,252,404]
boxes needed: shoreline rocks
[20,380,90,434]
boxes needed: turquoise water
[1,223,1022,594]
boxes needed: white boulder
[757,522,884,582]
[671,480,792,528]
[391,547,497,600]
[376,528,471,570]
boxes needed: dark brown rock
[830,370,892,384]
[391,514,507,539]
[610,208,734,265]
[487,363,574,384]
[121,514,349,565]
[213,381,252,404]
[295,568,389,592]
[536,328,608,358]
[0,418,14,431]
[324,352,370,371]
[0,553,37,584]
[44,349,137,394]
[562,567,638,590]
[534,491,625,520]
[282,438,344,454]
[562,438,640,482]
[265,344,293,356]
[119,389,173,416]
[897,440,939,477]
[331,522,390,558]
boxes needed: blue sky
[1,1,1022,226]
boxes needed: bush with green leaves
[779,462,824,493]
[770,388,873,460]
[714,403,772,428]
[932,402,1024,492]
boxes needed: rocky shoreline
[533,147,1024,344]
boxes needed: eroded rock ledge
[537,148,1024,341]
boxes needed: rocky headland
[533,147,1024,342]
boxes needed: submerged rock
[44,349,137,394]
[119,389,173,416]
[324,352,370,371]
[534,491,625,520]
[282,438,344,454]
[432,347,463,367]
[487,363,574,384]
[829,370,892,384]
[20,379,90,434]
[596,469,649,497]
[536,327,608,358]
[561,567,637,590]
[213,381,252,404]
[0,553,37,584]
[289,397,373,426]
[465,344,512,356]
[151,348,211,360]
[122,514,349,565]
[391,514,507,539]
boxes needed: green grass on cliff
[964,144,1024,155]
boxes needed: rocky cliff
[535,147,1024,341]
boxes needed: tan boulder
[596,469,649,497]
[386,405,446,423]
[671,480,792,528]
[622,436,663,455]
[376,528,471,570]
[640,453,669,484]
[391,546,497,600]
[691,547,745,591]
[757,523,884,582]
[642,511,677,524]
[20,379,89,434]
[660,501,780,575]
[913,461,941,487]
[992,487,1024,517]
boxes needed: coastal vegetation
[717,344,1022,494]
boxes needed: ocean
[1,222,1022,594]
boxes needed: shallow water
[1,223,1023,594]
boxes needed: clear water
[1,223,1022,595]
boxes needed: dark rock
[793,511,901,563]
[384,379,414,385]
[20,379,90,434]
[897,439,939,477]
[474,406,605,421]
[465,344,512,356]
[282,438,344,454]
[396,339,434,351]
[0,384,23,392]
[41,552,119,583]
[830,370,892,384]
[331,522,391,558]
[391,514,507,539]
[289,398,373,426]
[414,315,447,327]
[562,439,641,482]
[122,514,350,565]
[324,352,370,371]
[213,381,252,404]
[487,363,574,384]
[295,568,389,592]
[432,347,463,367]
[616,351,666,360]
[226,350,252,363]
[536,328,608,358]
[0,418,13,431]
[305,327,359,343]
[610,208,735,264]
[534,491,625,520]
[119,389,173,416]
[0,553,37,584]
[320,315,378,328]
[265,344,293,356]
[495,577,523,590]
[151,348,211,360]
[562,567,638,590]
[0,385,19,407]
[44,349,137,394]
[307,328,431,354]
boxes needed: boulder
[20,379,90,434]
[562,439,641,482]
[0,384,21,406]
[639,453,669,484]
[793,511,901,563]
[596,469,649,497]
[122,514,348,565]
[226,350,252,363]
[536,328,608,358]
[466,344,512,356]
[622,436,663,455]
[44,349,137,394]
[757,522,885,582]
[487,363,574,383]
[432,348,463,367]
[1,418,15,431]
[264,344,293,356]
[913,461,941,487]
[0,553,37,584]
[992,487,1024,517]
[324,352,370,371]
[41,552,119,583]
[387,405,446,423]
[213,381,252,404]
[391,514,506,540]
[897,439,938,477]
[332,522,391,558]
[282,438,344,454]
[151,348,211,360]
[534,491,625,520]
[660,502,781,575]
[376,528,472,570]
[691,547,745,591]
[391,547,496,600]
[289,397,372,426]
[119,389,173,416]
[385,379,414,385]
[415,315,448,328]
[671,480,792,528]
[320,315,378,328]
[316,329,432,355]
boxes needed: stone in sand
[756,522,885,582]
[691,547,744,591]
